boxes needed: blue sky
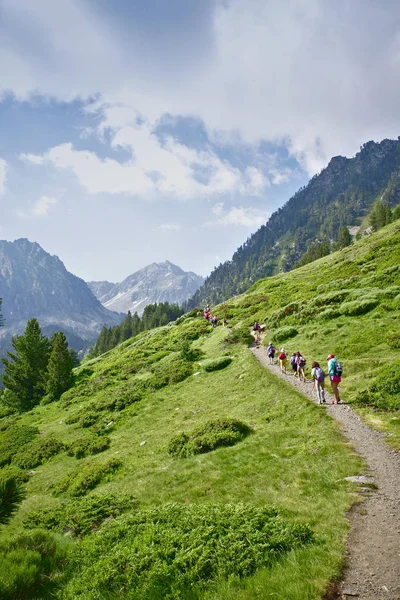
[1,0,400,281]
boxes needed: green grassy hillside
[0,222,399,599]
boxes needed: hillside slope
[190,138,400,307]
[0,223,399,598]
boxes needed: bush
[270,326,298,343]
[0,529,69,600]
[150,357,193,388]
[0,465,29,486]
[60,503,313,599]
[340,298,379,316]
[13,437,64,469]
[52,459,121,497]
[24,494,137,536]
[201,356,232,372]
[317,308,341,321]
[355,361,400,411]
[0,425,38,467]
[66,434,110,459]
[225,325,254,346]
[387,332,400,349]
[168,418,252,458]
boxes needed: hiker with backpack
[296,352,306,382]
[278,348,287,373]
[267,342,276,364]
[253,322,262,344]
[327,354,342,404]
[290,352,297,375]
[311,361,326,404]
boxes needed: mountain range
[0,238,122,352]
[189,137,400,307]
[88,261,204,315]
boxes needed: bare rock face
[89,261,204,316]
[0,238,122,350]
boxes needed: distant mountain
[90,261,204,315]
[87,280,116,299]
[0,239,122,352]
[189,137,400,307]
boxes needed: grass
[1,222,399,597]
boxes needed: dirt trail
[251,346,400,600]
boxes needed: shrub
[270,326,298,343]
[24,494,137,536]
[168,418,252,458]
[0,529,69,599]
[52,459,121,497]
[388,332,400,349]
[60,503,313,599]
[0,465,29,486]
[317,308,341,321]
[150,357,193,388]
[13,437,64,469]
[340,298,379,316]
[111,380,148,410]
[225,325,254,346]
[355,361,400,411]
[0,425,38,467]
[66,434,110,459]
[201,356,232,372]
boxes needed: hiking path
[251,345,400,600]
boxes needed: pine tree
[1,319,51,412]
[337,226,352,248]
[46,332,74,401]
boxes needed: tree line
[88,302,184,357]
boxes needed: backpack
[290,355,297,365]
[334,361,343,377]
[314,367,324,381]
[279,352,286,360]
[299,356,306,367]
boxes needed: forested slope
[190,138,400,307]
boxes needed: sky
[1,0,400,282]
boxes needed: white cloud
[0,159,7,195]
[155,223,181,232]
[16,196,57,218]
[2,1,400,176]
[209,203,269,227]
[22,121,268,199]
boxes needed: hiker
[290,352,297,375]
[311,361,326,404]
[222,318,227,327]
[296,352,306,382]
[253,322,262,344]
[267,342,276,364]
[211,315,218,328]
[278,348,287,373]
[327,354,342,404]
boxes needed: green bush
[0,529,69,600]
[340,298,379,316]
[387,332,400,349]
[168,418,252,458]
[60,503,313,599]
[270,326,299,343]
[355,361,400,411]
[13,437,64,469]
[52,459,121,497]
[225,325,254,346]
[317,308,341,321]
[0,425,38,467]
[150,357,193,388]
[0,465,29,486]
[201,356,232,372]
[66,434,110,459]
[24,494,137,536]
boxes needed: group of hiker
[203,305,227,328]
[266,343,343,404]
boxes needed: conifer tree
[337,226,352,248]
[46,332,74,401]
[1,319,51,412]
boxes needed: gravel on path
[251,346,400,600]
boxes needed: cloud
[16,196,57,218]
[21,121,268,199]
[0,159,7,195]
[209,202,269,227]
[2,1,400,176]
[155,223,181,232]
